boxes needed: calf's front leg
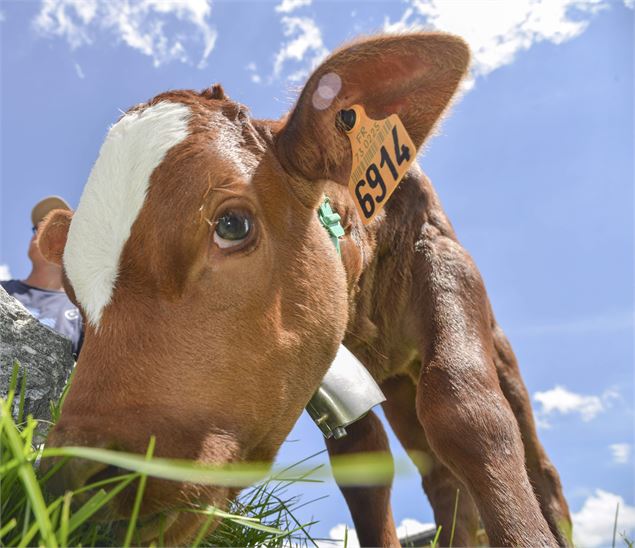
[411,229,556,547]
[382,374,480,546]
[492,322,572,544]
[325,410,400,547]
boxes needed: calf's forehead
[64,101,193,329]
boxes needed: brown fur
[39,33,570,546]
[37,209,74,265]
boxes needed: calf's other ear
[37,209,73,266]
[275,33,470,185]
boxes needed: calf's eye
[213,212,252,249]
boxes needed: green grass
[12,358,631,548]
[1,361,321,547]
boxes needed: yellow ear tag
[342,105,416,225]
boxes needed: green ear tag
[318,196,345,256]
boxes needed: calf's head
[39,33,469,543]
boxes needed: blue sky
[0,0,633,545]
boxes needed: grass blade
[190,506,262,522]
[42,446,272,487]
[21,417,36,457]
[0,518,17,540]
[429,525,442,548]
[39,456,70,485]
[449,488,459,547]
[226,517,285,535]
[66,473,136,535]
[7,360,20,407]
[66,490,108,536]
[20,502,31,543]
[0,457,21,476]
[58,491,73,546]
[612,501,620,548]
[123,435,156,548]
[15,499,62,548]
[2,403,57,548]
[17,367,27,425]
[191,513,217,548]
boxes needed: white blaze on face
[64,101,191,328]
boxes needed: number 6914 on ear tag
[341,105,416,225]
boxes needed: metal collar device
[306,197,386,439]
[306,345,386,439]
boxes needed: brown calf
[39,33,570,545]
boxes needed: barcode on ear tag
[343,105,416,225]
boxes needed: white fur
[64,101,191,328]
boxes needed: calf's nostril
[85,464,128,487]
[44,457,110,497]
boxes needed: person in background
[1,196,83,356]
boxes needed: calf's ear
[275,33,470,185]
[37,209,73,266]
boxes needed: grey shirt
[1,280,83,356]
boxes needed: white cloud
[572,490,635,547]
[269,0,612,85]
[383,0,609,82]
[256,0,321,83]
[321,523,359,548]
[275,0,312,14]
[0,264,12,281]
[272,15,327,82]
[33,0,217,68]
[74,61,85,79]
[610,443,632,464]
[0,10,6,23]
[321,518,434,547]
[395,518,435,539]
[533,386,617,426]
[246,62,262,84]
[625,0,634,9]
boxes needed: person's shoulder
[0,279,22,293]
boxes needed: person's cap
[31,196,71,227]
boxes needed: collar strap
[317,196,345,256]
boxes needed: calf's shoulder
[324,166,483,380]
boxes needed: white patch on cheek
[63,101,191,328]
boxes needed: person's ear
[37,209,73,266]
[275,33,470,185]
